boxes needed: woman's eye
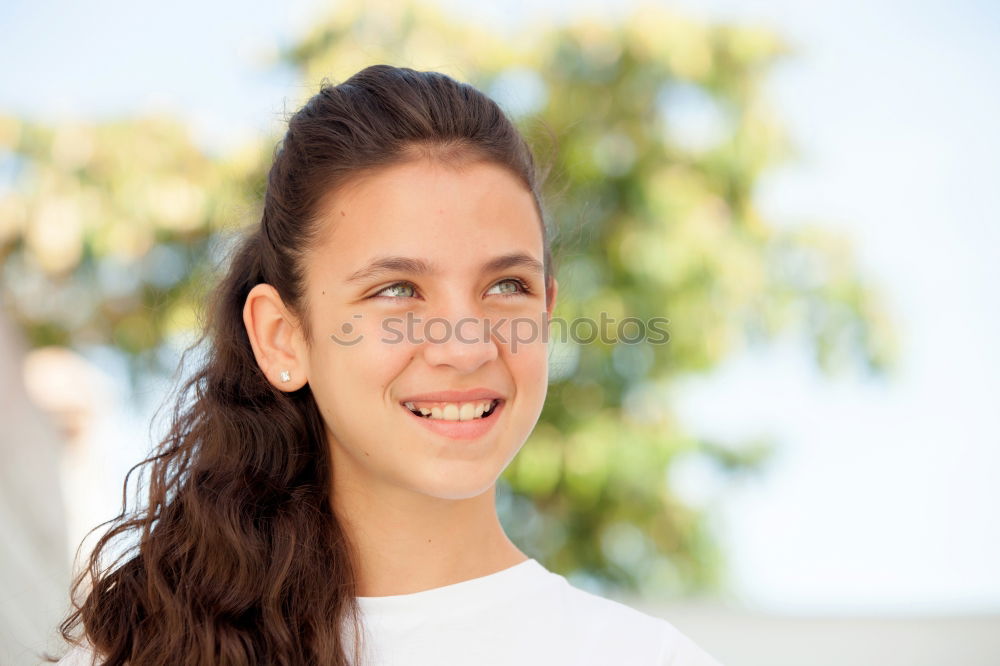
[487,278,531,297]
[374,282,417,299]
[372,278,531,300]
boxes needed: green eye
[374,282,416,299]
[487,278,531,297]
[372,278,531,301]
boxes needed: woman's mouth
[399,398,505,440]
[402,398,502,421]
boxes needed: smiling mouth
[402,398,503,421]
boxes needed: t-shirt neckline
[355,557,545,615]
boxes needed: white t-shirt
[56,558,723,665]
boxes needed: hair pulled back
[52,64,554,665]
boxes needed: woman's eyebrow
[345,252,544,283]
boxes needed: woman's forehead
[313,160,544,270]
[331,158,534,218]
[343,252,545,285]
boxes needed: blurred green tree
[0,113,268,387]
[0,0,896,600]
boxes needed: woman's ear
[546,277,558,319]
[242,283,309,391]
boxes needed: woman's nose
[418,311,500,373]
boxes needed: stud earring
[279,370,291,383]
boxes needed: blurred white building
[0,311,69,664]
[0,309,120,665]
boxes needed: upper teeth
[404,400,497,421]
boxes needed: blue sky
[662,0,1000,614]
[3,0,998,615]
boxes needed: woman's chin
[403,465,503,502]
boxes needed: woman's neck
[331,479,527,597]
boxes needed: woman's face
[301,158,557,502]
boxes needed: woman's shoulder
[533,568,724,666]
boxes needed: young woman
[53,65,724,666]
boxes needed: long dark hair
[50,65,556,665]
